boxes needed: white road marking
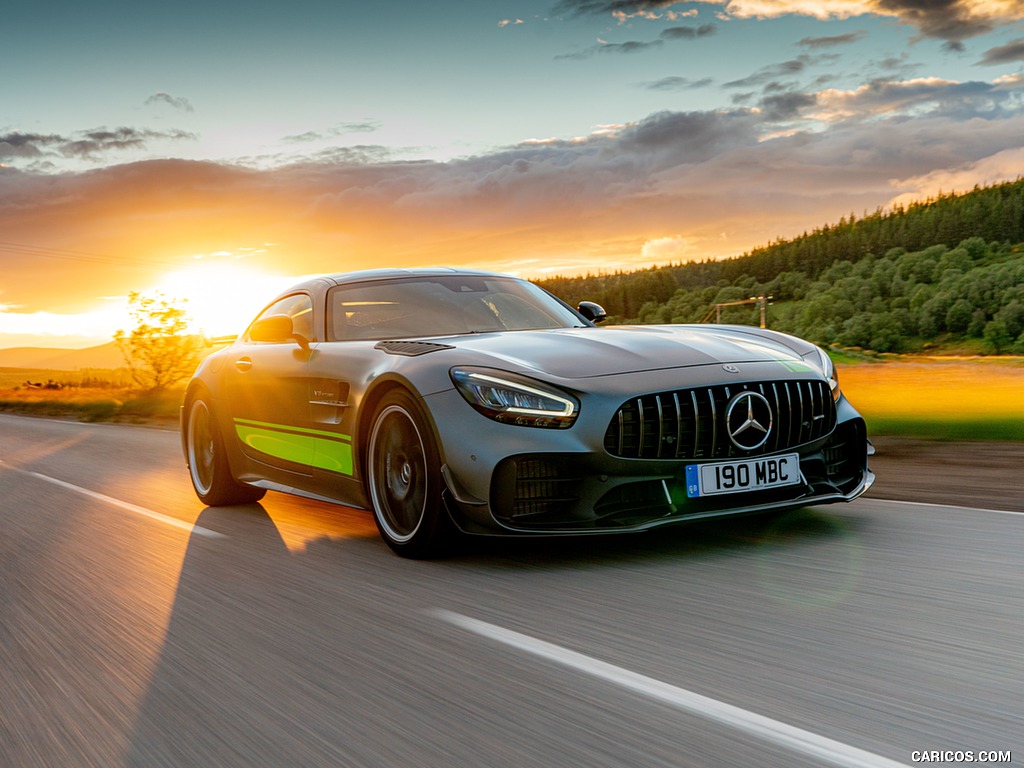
[437,610,910,768]
[0,461,224,539]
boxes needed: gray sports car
[182,268,874,557]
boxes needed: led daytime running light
[463,372,577,417]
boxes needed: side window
[247,293,314,341]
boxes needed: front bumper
[443,418,873,535]
[423,366,874,537]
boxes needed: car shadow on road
[123,501,390,767]
[122,500,865,766]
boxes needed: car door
[224,292,317,475]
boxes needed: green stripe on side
[234,417,351,442]
[234,420,353,476]
[310,440,353,475]
[236,424,316,466]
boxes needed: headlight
[805,346,840,401]
[451,367,579,428]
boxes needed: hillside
[539,179,1024,313]
[0,342,124,370]
[537,180,1024,354]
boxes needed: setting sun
[154,263,298,339]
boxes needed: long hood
[435,325,816,379]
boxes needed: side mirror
[577,301,607,324]
[249,314,310,349]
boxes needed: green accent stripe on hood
[234,419,353,476]
[774,359,816,373]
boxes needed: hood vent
[374,341,455,356]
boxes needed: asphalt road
[1,413,1020,768]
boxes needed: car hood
[434,325,817,379]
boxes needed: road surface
[0,414,1019,767]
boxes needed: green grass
[839,357,1024,442]
[862,416,1024,442]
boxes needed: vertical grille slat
[655,394,665,459]
[605,378,837,460]
[690,390,700,458]
[636,399,646,457]
[707,388,718,458]
[783,381,796,447]
[672,392,683,459]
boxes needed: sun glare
[154,264,297,338]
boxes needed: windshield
[327,275,583,341]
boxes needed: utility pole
[709,295,773,328]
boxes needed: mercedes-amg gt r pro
[182,268,874,557]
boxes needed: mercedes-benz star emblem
[725,391,772,450]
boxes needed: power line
[0,240,187,271]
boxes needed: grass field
[1,358,1022,440]
[0,367,130,389]
[838,357,1024,441]
[0,378,182,428]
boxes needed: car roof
[283,267,512,294]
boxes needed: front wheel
[185,394,266,506]
[367,390,451,558]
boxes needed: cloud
[660,23,716,40]
[889,146,1024,208]
[282,121,383,144]
[554,0,686,16]
[641,235,700,262]
[811,75,1024,122]
[557,1,1024,44]
[642,75,714,91]
[4,74,1024,322]
[0,127,196,163]
[60,128,196,159]
[724,56,817,89]
[798,31,867,48]
[0,132,65,159]
[144,92,194,112]
[977,38,1024,66]
[758,91,819,121]
[558,22,715,58]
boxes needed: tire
[367,390,451,558]
[185,394,266,506]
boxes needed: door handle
[234,357,253,371]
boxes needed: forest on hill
[537,179,1024,354]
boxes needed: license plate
[685,453,800,498]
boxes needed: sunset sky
[3,0,1024,348]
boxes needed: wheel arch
[356,375,447,485]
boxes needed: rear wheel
[185,394,266,506]
[367,390,451,558]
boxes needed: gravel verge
[868,436,1022,513]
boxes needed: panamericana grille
[604,379,836,460]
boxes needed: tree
[114,292,204,392]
